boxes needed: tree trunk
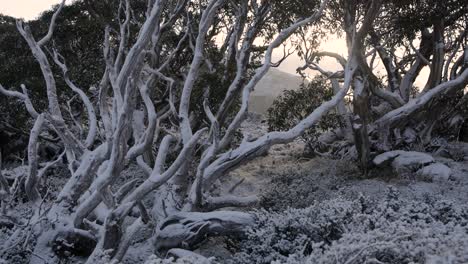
[351,78,371,175]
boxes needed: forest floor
[198,114,468,262]
[221,114,468,209]
[1,114,468,263]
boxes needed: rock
[417,163,452,182]
[373,151,435,175]
[373,151,403,167]
[374,151,434,167]
[392,152,434,173]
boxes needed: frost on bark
[0,0,338,262]
[25,114,45,202]
[1,0,467,262]
[298,0,468,170]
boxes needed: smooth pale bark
[52,51,98,148]
[125,83,158,161]
[216,1,265,124]
[115,0,166,98]
[0,0,379,262]
[111,218,146,263]
[204,62,356,187]
[219,0,330,150]
[154,211,255,251]
[0,84,39,118]
[121,130,206,206]
[351,78,371,174]
[331,78,353,140]
[8,15,87,159]
[423,19,445,92]
[25,114,45,202]
[370,31,401,92]
[16,22,63,120]
[400,29,433,101]
[37,0,65,46]
[375,68,468,133]
[179,0,226,143]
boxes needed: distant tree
[267,76,343,147]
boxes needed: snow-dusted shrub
[261,159,359,211]
[229,197,360,264]
[230,188,468,264]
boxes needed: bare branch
[376,67,468,130]
[0,84,39,118]
[25,114,45,202]
[179,0,227,143]
[37,0,66,46]
[219,0,330,150]
[206,58,357,187]
[52,50,98,148]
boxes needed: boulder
[374,151,434,167]
[373,151,435,175]
[392,152,434,174]
[417,163,452,182]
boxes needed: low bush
[229,188,468,264]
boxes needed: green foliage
[0,0,236,137]
[270,0,322,30]
[0,2,110,133]
[267,76,342,143]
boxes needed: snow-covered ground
[197,114,468,263]
[2,114,468,263]
[220,114,468,208]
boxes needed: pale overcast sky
[0,0,63,20]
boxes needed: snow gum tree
[295,0,468,172]
[1,0,466,262]
[0,0,357,262]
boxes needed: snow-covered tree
[0,0,346,262]
[1,0,466,262]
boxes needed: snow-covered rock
[373,151,435,174]
[373,151,402,167]
[417,163,452,182]
[373,150,435,169]
[392,152,435,173]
